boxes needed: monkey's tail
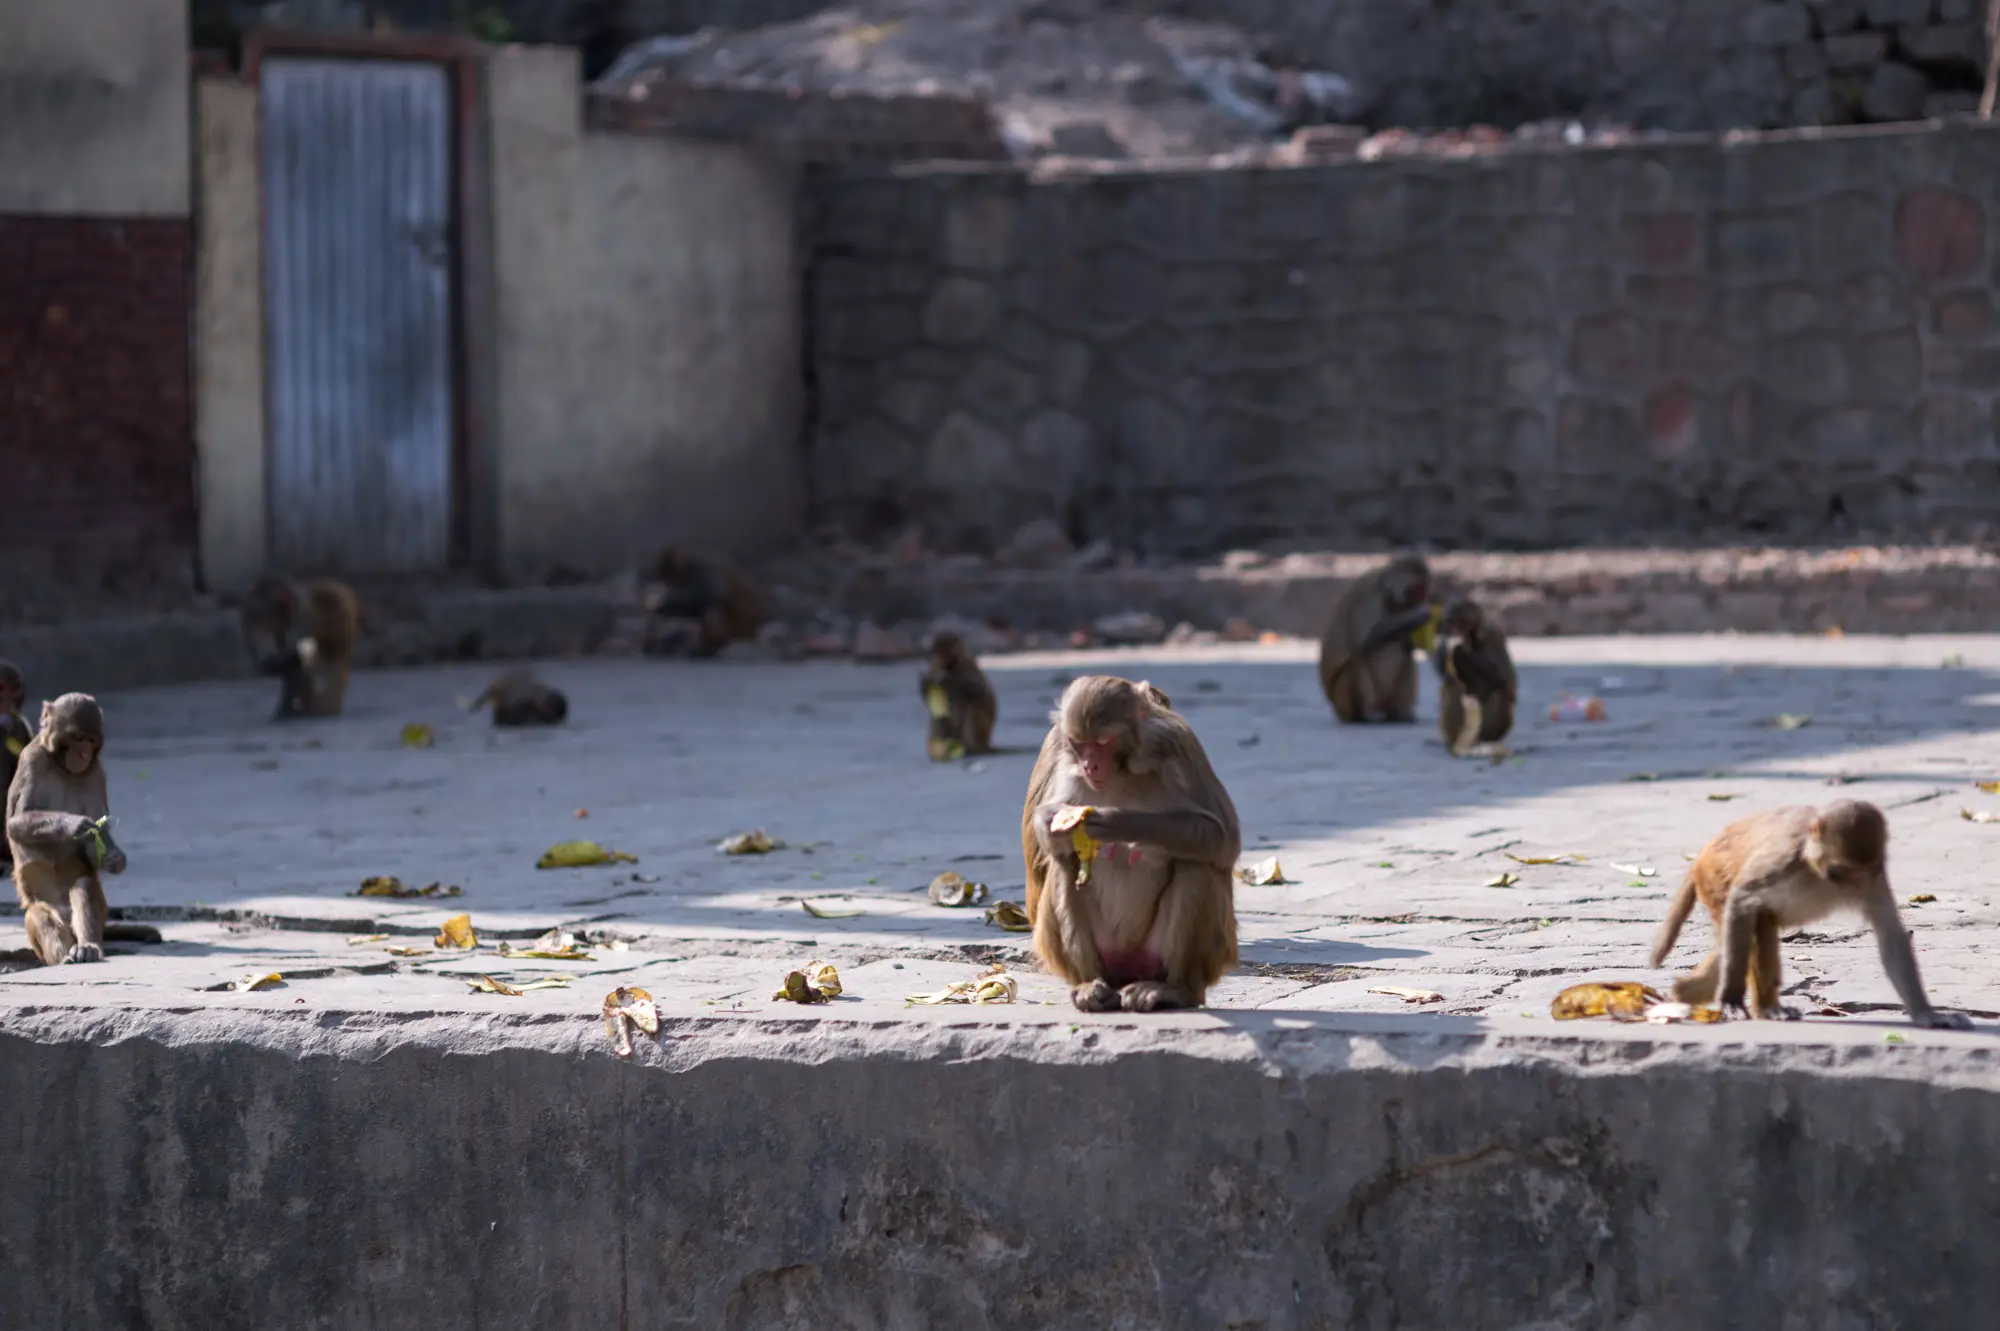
[1649,871,1699,968]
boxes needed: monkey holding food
[7,694,131,965]
[920,632,996,761]
[1650,799,1969,1028]
[1434,597,1516,755]
[467,670,567,727]
[642,547,764,658]
[1021,676,1240,1012]
[240,576,361,719]
[1318,555,1437,724]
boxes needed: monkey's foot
[1118,981,1195,1013]
[1070,980,1119,1012]
[1920,1010,1974,1030]
[61,943,103,964]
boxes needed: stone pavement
[10,632,2000,1031]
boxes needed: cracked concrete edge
[4,1002,1998,1328]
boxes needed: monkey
[1019,675,1240,1013]
[1434,597,1517,755]
[240,576,362,719]
[7,694,129,965]
[919,632,996,761]
[642,547,764,658]
[467,669,568,727]
[1649,799,1971,1029]
[1317,555,1436,724]
[0,661,33,820]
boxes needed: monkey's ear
[1137,681,1172,710]
[37,700,53,727]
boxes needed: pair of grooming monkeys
[925,572,1966,1025]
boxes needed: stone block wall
[804,120,2000,556]
[1164,0,1994,131]
[588,82,1008,164]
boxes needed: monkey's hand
[1081,807,1230,866]
[1917,1009,1974,1030]
[80,817,124,874]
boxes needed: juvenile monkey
[7,694,128,966]
[1318,555,1436,724]
[1434,597,1517,755]
[1650,800,1970,1028]
[467,670,568,727]
[1020,676,1240,1012]
[642,547,764,658]
[240,576,362,719]
[919,632,996,761]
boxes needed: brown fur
[470,670,568,727]
[1435,597,1517,751]
[6,694,127,966]
[1317,555,1433,724]
[1020,676,1240,1012]
[1650,800,1968,1028]
[919,633,996,761]
[644,548,764,657]
[0,660,31,815]
[241,577,361,719]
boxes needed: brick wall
[0,216,196,605]
[803,119,2000,557]
[588,81,1008,165]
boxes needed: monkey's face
[57,731,98,775]
[1071,731,1123,790]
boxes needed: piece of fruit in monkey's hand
[923,685,951,720]
[1051,805,1101,882]
[1550,980,1665,1022]
[1410,603,1443,655]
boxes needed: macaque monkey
[467,670,568,727]
[0,661,31,808]
[7,694,129,965]
[1318,555,1436,724]
[1434,597,1516,755]
[1650,800,1970,1028]
[240,576,361,719]
[1020,676,1240,1012]
[642,547,764,657]
[919,632,996,761]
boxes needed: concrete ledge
[1,1005,1994,1329]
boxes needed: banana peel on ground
[928,871,989,907]
[435,913,477,950]
[1550,980,1667,1022]
[603,985,660,1057]
[537,840,638,869]
[984,900,1032,932]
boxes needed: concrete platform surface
[6,637,2000,1329]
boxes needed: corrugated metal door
[261,57,455,574]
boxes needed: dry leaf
[1627,772,1661,782]
[235,972,285,993]
[718,830,781,855]
[435,913,477,950]
[1237,856,1289,886]
[906,967,1018,1006]
[353,876,463,899]
[805,961,842,999]
[1609,862,1658,878]
[1977,781,2000,795]
[498,942,595,961]
[801,898,865,919]
[1771,713,1812,730]
[1961,808,2000,824]
[401,723,434,748]
[385,945,427,957]
[573,808,589,819]
[1707,793,1739,802]
[928,871,989,907]
[1550,980,1665,1021]
[1486,872,1520,888]
[1368,985,1444,1004]
[467,974,571,995]
[1506,853,1584,866]
[602,985,659,1057]
[773,970,831,1004]
[984,900,1032,932]
[1908,893,1938,905]
[346,933,390,945]
[466,974,522,996]
[537,840,638,869]
[1885,1032,1908,1044]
